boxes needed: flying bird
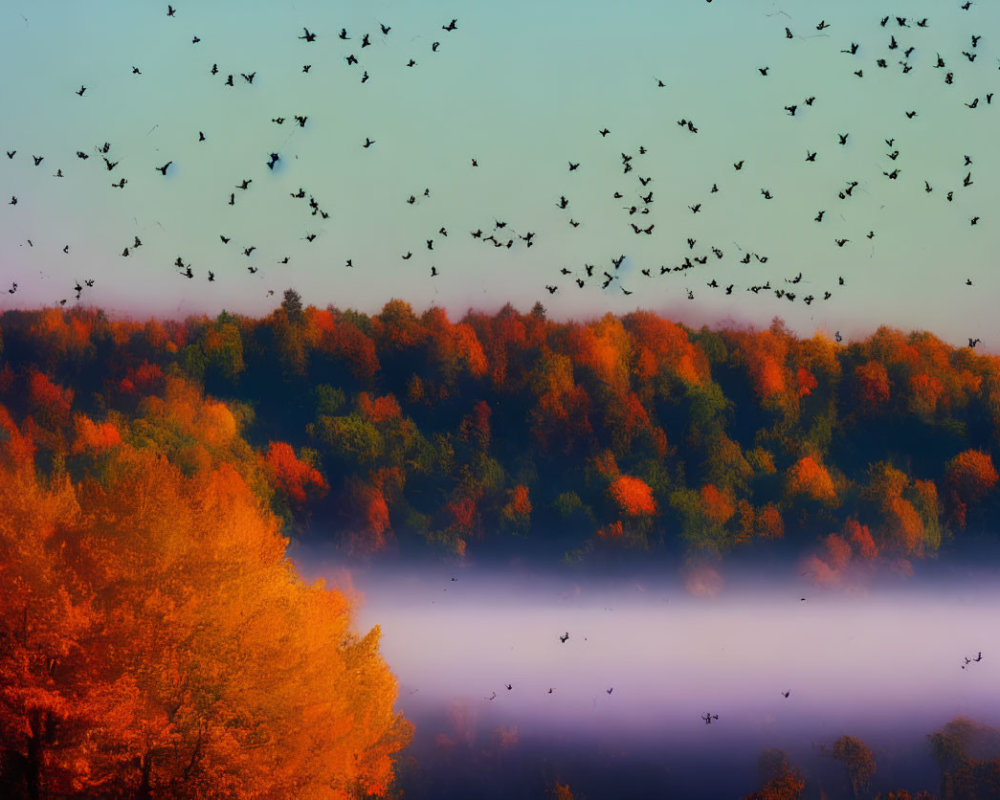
[299,27,316,42]
[156,161,172,175]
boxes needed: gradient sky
[1,1,998,346]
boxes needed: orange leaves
[854,360,890,411]
[452,322,489,379]
[795,367,818,398]
[419,307,489,382]
[119,361,166,397]
[0,417,411,797]
[359,392,402,423]
[501,484,532,531]
[845,519,878,560]
[447,495,478,532]
[71,414,122,455]
[785,455,837,505]
[756,504,784,539]
[27,368,74,431]
[624,311,708,386]
[324,313,380,383]
[736,501,784,544]
[590,450,620,482]
[509,484,532,516]
[265,441,328,506]
[609,475,656,516]
[727,325,791,406]
[946,449,999,526]
[597,519,624,540]
[459,400,491,450]
[700,484,735,525]
[909,372,945,416]
[756,357,787,400]
[530,354,593,452]
[566,314,629,387]
[347,479,392,552]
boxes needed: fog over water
[295,549,1000,797]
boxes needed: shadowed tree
[833,734,877,799]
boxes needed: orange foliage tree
[0,406,411,798]
[501,484,532,532]
[854,360,891,413]
[609,475,656,517]
[785,455,837,506]
[945,449,999,527]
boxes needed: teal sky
[1,0,997,346]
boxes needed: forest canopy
[1,298,1000,565]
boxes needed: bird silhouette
[155,161,172,175]
[443,19,458,31]
[781,691,790,698]
[701,713,719,725]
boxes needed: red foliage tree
[359,392,402,423]
[26,369,74,431]
[609,475,657,516]
[265,441,328,506]
[855,360,891,412]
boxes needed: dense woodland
[1,294,999,573]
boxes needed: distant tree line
[1,293,999,565]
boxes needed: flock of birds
[455,571,986,727]
[0,3,996,341]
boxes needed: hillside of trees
[1,294,999,571]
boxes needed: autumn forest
[2,296,1000,797]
